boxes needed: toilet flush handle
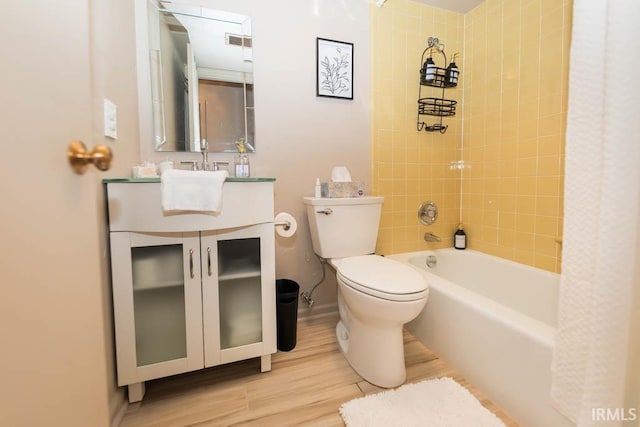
[316,208,333,215]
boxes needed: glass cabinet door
[110,231,203,385]
[131,244,187,366]
[217,237,263,349]
[201,222,276,367]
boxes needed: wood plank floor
[120,313,518,426]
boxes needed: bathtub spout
[424,232,441,242]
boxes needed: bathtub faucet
[424,232,441,243]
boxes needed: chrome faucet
[200,139,209,170]
[424,232,441,242]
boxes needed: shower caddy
[417,37,459,134]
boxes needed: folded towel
[161,169,228,212]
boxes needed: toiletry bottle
[454,223,466,250]
[422,57,436,84]
[233,137,250,177]
[446,54,459,86]
[234,154,250,177]
[445,63,458,86]
[314,178,321,198]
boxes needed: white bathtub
[389,249,572,427]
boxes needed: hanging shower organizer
[417,37,459,134]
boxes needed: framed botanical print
[316,37,353,100]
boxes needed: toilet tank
[303,196,383,259]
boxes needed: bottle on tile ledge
[454,223,466,250]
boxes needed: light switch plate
[104,99,118,139]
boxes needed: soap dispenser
[454,223,466,250]
[233,138,250,177]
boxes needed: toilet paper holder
[275,220,291,231]
[274,212,297,237]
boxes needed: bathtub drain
[426,255,437,268]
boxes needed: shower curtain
[551,0,640,425]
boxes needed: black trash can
[276,279,299,351]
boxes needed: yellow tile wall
[372,0,570,273]
[371,0,464,254]
[461,0,570,273]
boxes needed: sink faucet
[200,139,209,170]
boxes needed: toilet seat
[337,255,428,302]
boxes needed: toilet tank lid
[303,196,383,206]
[337,255,427,295]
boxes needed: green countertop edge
[103,177,276,183]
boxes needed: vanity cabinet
[105,179,276,402]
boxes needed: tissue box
[321,181,364,198]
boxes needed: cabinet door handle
[189,249,194,279]
[207,247,212,276]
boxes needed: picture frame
[316,37,354,100]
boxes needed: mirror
[147,1,255,153]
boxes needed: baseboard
[297,302,338,321]
[110,392,128,427]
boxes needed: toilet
[303,196,428,388]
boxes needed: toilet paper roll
[275,212,297,238]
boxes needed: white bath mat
[339,377,506,427]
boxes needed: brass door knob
[67,140,113,174]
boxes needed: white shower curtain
[551,0,640,425]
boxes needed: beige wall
[102,0,371,420]
[92,0,143,422]
[139,0,372,313]
[88,0,371,419]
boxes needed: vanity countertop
[103,177,276,184]
[104,177,275,232]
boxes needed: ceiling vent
[226,34,252,48]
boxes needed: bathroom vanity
[104,178,276,402]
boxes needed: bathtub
[389,249,572,427]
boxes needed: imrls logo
[592,407,638,422]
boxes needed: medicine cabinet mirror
[141,0,255,153]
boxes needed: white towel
[161,169,228,212]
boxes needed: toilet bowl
[332,255,428,388]
[303,196,429,388]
